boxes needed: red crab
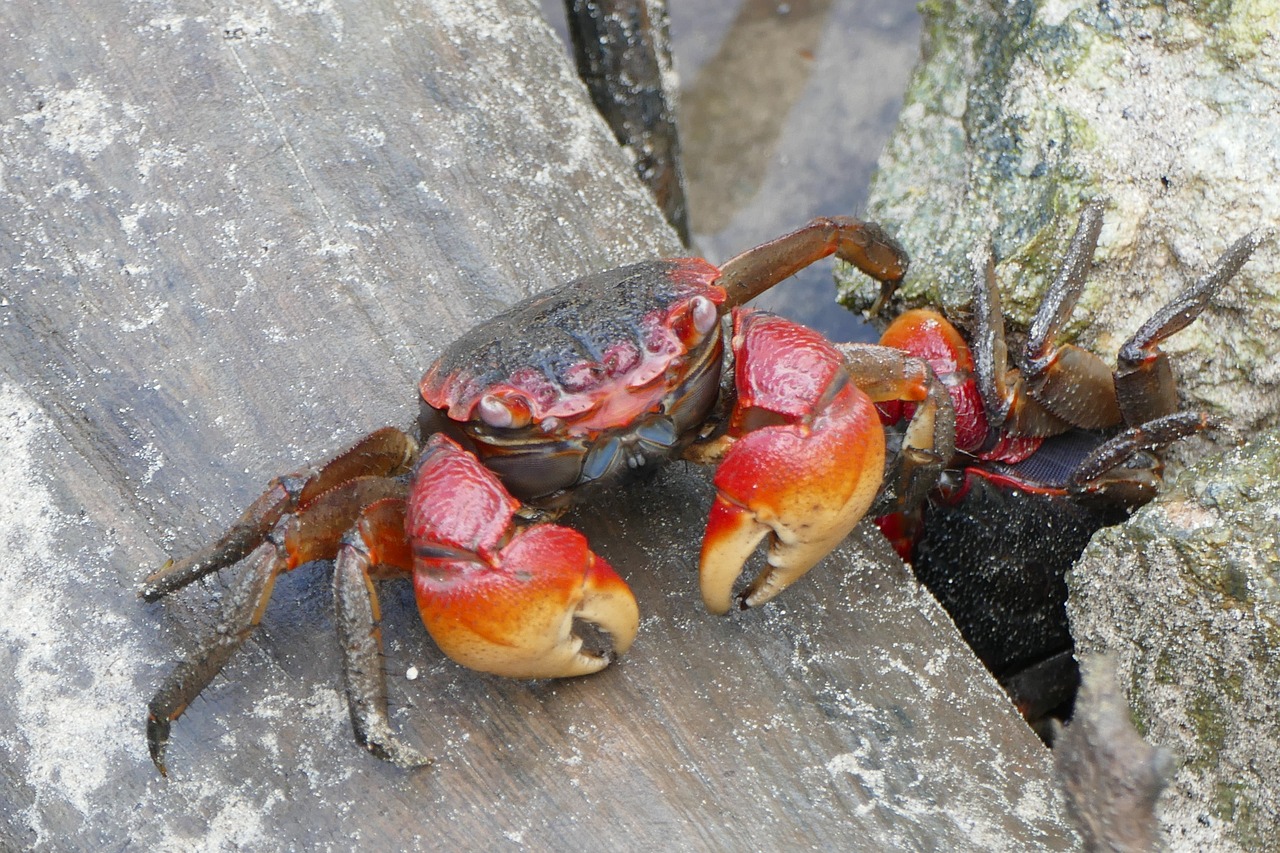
[142,217,957,774]
[870,201,1263,723]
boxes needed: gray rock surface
[0,0,1078,849]
[1070,432,1280,851]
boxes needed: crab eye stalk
[478,393,532,430]
[692,295,720,335]
[674,295,721,346]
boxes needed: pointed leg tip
[139,559,176,601]
[355,717,436,770]
[147,713,171,777]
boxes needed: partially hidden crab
[870,201,1263,724]
[142,217,957,774]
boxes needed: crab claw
[408,435,640,679]
[698,312,887,614]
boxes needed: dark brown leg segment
[142,427,417,601]
[1014,202,1125,431]
[717,216,909,309]
[1115,230,1264,425]
[146,475,409,775]
[147,541,285,776]
[968,244,1078,437]
[1023,200,1106,373]
[333,498,430,768]
[974,205,1264,434]
[1068,411,1214,503]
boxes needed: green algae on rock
[842,0,1279,431]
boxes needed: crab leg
[333,497,431,768]
[969,245,1067,438]
[1017,201,1127,430]
[1068,411,1214,503]
[839,343,955,515]
[147,540,282,777]
[1115,230,1264,424]
[969,218,1117,437]
[716,216,909,309]
[981,206,1264,435]
[146,475,407,775]
[142,427,418,601]
[408,434,641,679]
[697,311,894,614]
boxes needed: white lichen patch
[144,13,199,34]
[119,299,170,333]
[22,84,144,159]
[0,384,136,841]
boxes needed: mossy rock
[842,0,1279,431]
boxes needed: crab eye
[691,295,719,337]
[477,393,531,429]
[671,295,721,347]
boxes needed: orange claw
[407,435,640,679]
[698,312,887,614]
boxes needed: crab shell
[419,259,731,505]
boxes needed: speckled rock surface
[839,0,1279,430]
[1069,431,1280,851]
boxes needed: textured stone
[840,0,1279,430]
[1070,431,1280,851]
[840,2,1280,848]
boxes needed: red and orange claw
[698,313,887,614]
[407,435,640,679]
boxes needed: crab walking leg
[716,216,909,309]
[839,343,955,515]
[960,205,1122,435]
[1068,411,1215,502]
[146,475,408,775]
[1115,230,1264,425]
[142,427,418,601]
[333,497,431,768]
[408,435,640,679]
[967,241,1103,437]
[1014,201,1129,431]
[698,312,887,614]
[146,541,283,777]
[973,209,1263,434]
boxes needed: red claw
[408,435,640,678]
[698,312,887,614]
